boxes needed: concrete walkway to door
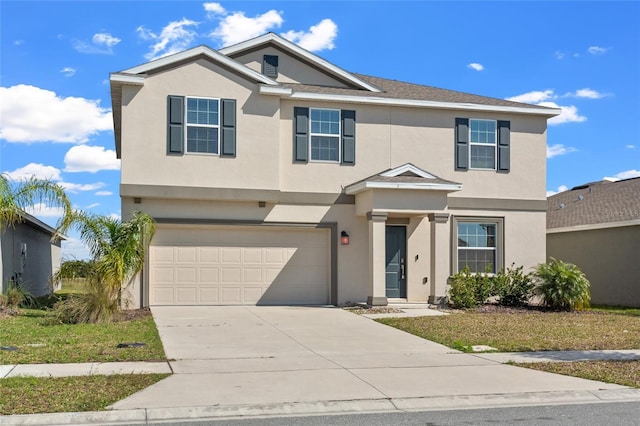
[110,306,640,419]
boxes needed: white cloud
[554,51,564,60]
[467,63,484,71]
[92,33,121,47]
[539,102,587,125]
[0,85,112,143]
[137,18,199,60]
[86,203,100,209]
[281,19,338,52]
[4,163,62,181]
[625,145,636,149]
[506,90,587,125]
[73,33,121,54]
[24,203,67,218]
[109,213,121,221]
[13,40,25,46]
[604,169,640,181]
[60,181,106,194]
[566,88,608,99]
[507,89,555,104]
[203,2,226,16]
[95,191,113,196]
[547,144,578,159]
[546,185,569,197]
[64,145,120,173]
[210,9,283,47]
[588,46,608,55]
[60,67,76,77]
[3,163,106,194]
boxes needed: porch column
[367,211,388,306]
[428,213,450,305]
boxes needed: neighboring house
[110,33,559,308]
[0,212,64,297]
[547,178,640,307]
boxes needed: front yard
[0,306,168,415]
[377,308,640,352]
[377,306,640,388]
[0,308,166,364]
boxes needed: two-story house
[110,33,559,308]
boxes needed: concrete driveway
[111,306,626,414]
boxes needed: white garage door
[148,225,330,305]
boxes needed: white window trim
[469,118,497,171]
[452,216,504,274]
[185,96,221,156]
[309,107,341,163]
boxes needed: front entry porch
[344,163,462,307]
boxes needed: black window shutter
[263,55,279,78]
[455,118,469,170]
[293,107,309,162]
[341,110,356,164]
[167,96,184,155]
[220,99,236,157]
[497,120,510,172]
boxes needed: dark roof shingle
[282,73,555,112]
[547,178,640,229]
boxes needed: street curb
[4,388,640,425]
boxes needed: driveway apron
[111,306,623,410]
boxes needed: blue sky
[1,1,639,259]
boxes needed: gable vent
[263,55,279,78]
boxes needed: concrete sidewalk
[4,350,640,379]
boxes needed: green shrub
[533,258,590,311]
[52,281,119,324]
[448,266,495,309]
[495,264,535,307]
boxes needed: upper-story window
[469,119,496,170]
[310,108,341,162]
[186,97,219,154]
[455,118,510,173]
[293,107,355,164]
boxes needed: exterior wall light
[340,231,350,245]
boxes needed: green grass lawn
[377,309,640,352]
[0,374,169,415]
[0,309,166,364]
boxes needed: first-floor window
[186,97,219,154]
[310,108,340,162]
[455,218,503,273]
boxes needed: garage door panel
[244,248,263,264]
[149,226,330,306]
[199,247,219,263]
[199,287,219,303]
[221,287,242,303]
[222,248,242,263]
[176,267,197,283]
[199,267,219,283]
[176,287,197,303]
[177,247,197,263]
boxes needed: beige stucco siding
[278,100,547,200]
[231,46,351,88]
[120,59,281,190]
[547,225,640,307]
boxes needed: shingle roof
[282,73,554,111]
[547,177,640,229]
